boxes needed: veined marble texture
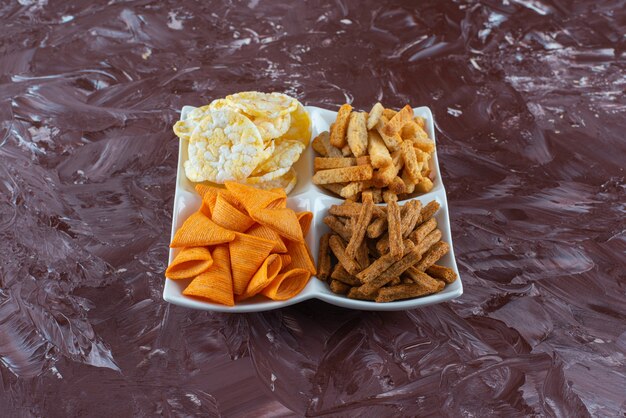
[0,0,624,416]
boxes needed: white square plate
[163,106,463,312]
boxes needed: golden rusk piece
[314,157,356,171]
[404,267,446,291]
[382,108,397,119]
[356,155,371,166]
[401,170,417,194]
[389,277,401,286]
[373,151,404,188]
[371,189,382,203]
[328,235,361,276]
[317,233,332,281]
[367,102,384,130]
[323,215,352,242]
[357,274,399,296]
[367,130,393,169]
[312,165,373,185]
[329,201,386,218]
[400,140,422,183]
[400,200,422,238]
[375,283,440,303]
[388,176,406,195]
[387,200,403,260]
[330,280,351,294]
[410,217,437,244]
[415,177,434,193]
[341,144,352,156]
[330,264,361,286]
[316,131,343,157]
[415,241,449,271]
[382,104,414,137]
[375,115,403,151]
[418,200,440,224]
[345,192,374,259]
[330,104,352,148]
[426,264,458,284]
[312,132,328,156]
[340,181,369,199]
[347,112,368,157]
[320,183,345,196]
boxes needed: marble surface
[1,0,624,416]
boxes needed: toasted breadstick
[330,280,351,294]
[330,104,352,148]
[376,116,403,151]
[323,215,352,242]
[330,264,361,286]
[312,165,373,185]
[367,217,387,239]
[426,264,457,284]
[400,200,422,238]
[356,239,412,283]
[345,192,374,259]
[387,199,403,260]
[317,233,332,281]
[375,283,440,302]
[382,105,414,137]
[341,144,352,156]
[356,240,370,270]
[415,241,449,272]
[347,287,377,301]
[314,157,356,171]
[329,235,361,276]
[388,277,401,286]
[329,201,386,218]
[320,183,345,196]
[312,132,328,156]
[403,267,445,289]
[356,156,371,166]
[358,242,418,295]
[367,130,392,168]
[417,200,440,224]
[400,140,421,183]
[415,229,442,256]
[347,112,368,157]
[367,102,384,130]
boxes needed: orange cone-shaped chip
[170,212,236,248]
[224,181,285,213]
[165,247,213,279]
[261,268,311,301]
[245,223,287,253]
[284,240,316,275]
[252,208,304,243]
[229,233,276,295]
[196,185,220,216]
[237,254,283,301]
[279,254,292,267]
[212,192,255,232]
[296,211,313,236]
[183,246,234,306]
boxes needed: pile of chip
[173,92,311,194]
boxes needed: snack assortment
[166,94,460,309]
[166,181,315,306]
[173,92,311,194]
[312,103,435,202]
[317,191,457,303]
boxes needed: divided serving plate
[164,106,463,312]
